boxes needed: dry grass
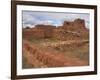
[22,39,89,68]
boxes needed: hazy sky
[22,11,90,28]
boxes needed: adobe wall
[23,25,55,39]
[23,28,45,38]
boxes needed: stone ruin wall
[23,19,89,40]
[52,19,89,40]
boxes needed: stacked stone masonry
[23,19,89,40]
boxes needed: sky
[22,11,90,29]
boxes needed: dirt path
[23,39,88,68]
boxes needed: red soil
[23,40,88,68]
